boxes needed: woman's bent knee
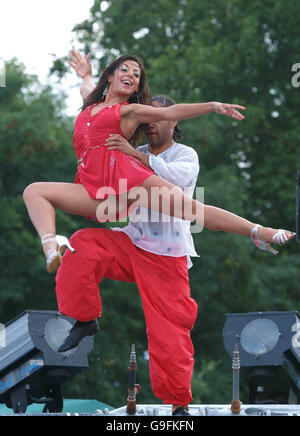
[23,182,53,204]
[23,182,41,202]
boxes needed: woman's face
[108,59,141,97]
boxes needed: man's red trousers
[55,228,198,407]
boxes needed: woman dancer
[23,53,295,273]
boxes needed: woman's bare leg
[125,175,293,243]
[23,182,103,256]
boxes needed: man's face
[143,101,177,147]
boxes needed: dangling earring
[136,92,140,104]
[102,85,108,100]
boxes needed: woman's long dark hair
[149,95,183,141]
[82,54,151,147]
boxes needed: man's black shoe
[57,319,99,352]
[172,407,190,416]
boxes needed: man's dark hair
[149,95,183,141]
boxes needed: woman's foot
[41,233,75,273]
[251,225,296,254]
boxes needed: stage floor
[107,403,300,416]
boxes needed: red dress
[73,102,154,199]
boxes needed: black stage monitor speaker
[223,311,300,404]
[0,310,95,413]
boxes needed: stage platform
[103,403,300,416]
[1,403,300,416]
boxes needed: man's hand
[212,102,246,120]
[67,50,92,79]
[104,134,151,169]
[105,134,137,157]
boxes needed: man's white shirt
[113,142,200,268]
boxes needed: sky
[0,0,97,115]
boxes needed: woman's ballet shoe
[251,224,295,255]
[41,233,75,273]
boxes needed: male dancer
[56,54,200,415]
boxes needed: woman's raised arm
[67,50,95,100]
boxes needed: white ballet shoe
[41,233,75,273]
[251,224,295,255]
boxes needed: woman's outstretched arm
[125,101,246,124]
